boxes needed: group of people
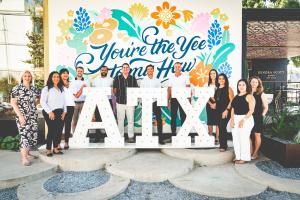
[205,70,268,164]
[11,62,268,166]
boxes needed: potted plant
[261,108,300,167]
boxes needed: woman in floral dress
[11,71,40,166]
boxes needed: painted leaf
[212,43,235,69]
[161,107,171,125]
[112,9,141,40]
[134,107,142,122]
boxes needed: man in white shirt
[168,62,190,136]
[71,66,90,134]
[92,66,113,107]
[91,66,113,141]
[140,64,164,144]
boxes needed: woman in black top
[249,76,268,160]
[213,73,234,151]
[231,79,255,164]
[206,69,219,144]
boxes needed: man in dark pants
[140,64,164,144]
[168,62,190,139]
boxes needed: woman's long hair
[218,73,229,91]
[249,76,264,95]
[208,69,219,87]
[46,71,64,92]
[237,79,251,94]
[59,68,70,86]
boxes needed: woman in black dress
[11,71,40,166]
[214,73,234,151]
[206,69,219,144]
[249,76,268,160]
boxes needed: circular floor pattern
[256,160,300,180]
[111,181,300,200]
[43,170,109,193]
[0,186,18,200]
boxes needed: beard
[101,72,107,77]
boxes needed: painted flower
[189,62,212,87]
[58,19,73,35]
[220,14,228,21]
[224,25,229,30]
[207,20,222,50]
[129,3,149,20]
[67,10,74,17]
[182,10,193,22]
[191,13,210,35]
[151,1,181,29]
[217,62,232,78]
[211,8,220,16]
[74,7,91,32]
[96,8,112,24]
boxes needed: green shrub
[270,109,300,142]
[0,135,20,150]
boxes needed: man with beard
[91,66,114,142]
[113,63,138,143]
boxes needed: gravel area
[256,160,300,180]
[1,180,300,200]
[112,181,300,200]
[43,170,110,193]
[0,187,18,200]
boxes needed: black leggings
[59,106,74,144]
[43,109,64,150]
[218,111,230,150]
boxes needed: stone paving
[0,148,300,200]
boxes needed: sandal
[46,152,53,157]
[219,148,226,152]
[236,160,247,164]
[53,150,64,155]
[22,158,31,166]
[251,155,258,160]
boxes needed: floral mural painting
[55,3,235,82]
[55,3,235,84]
